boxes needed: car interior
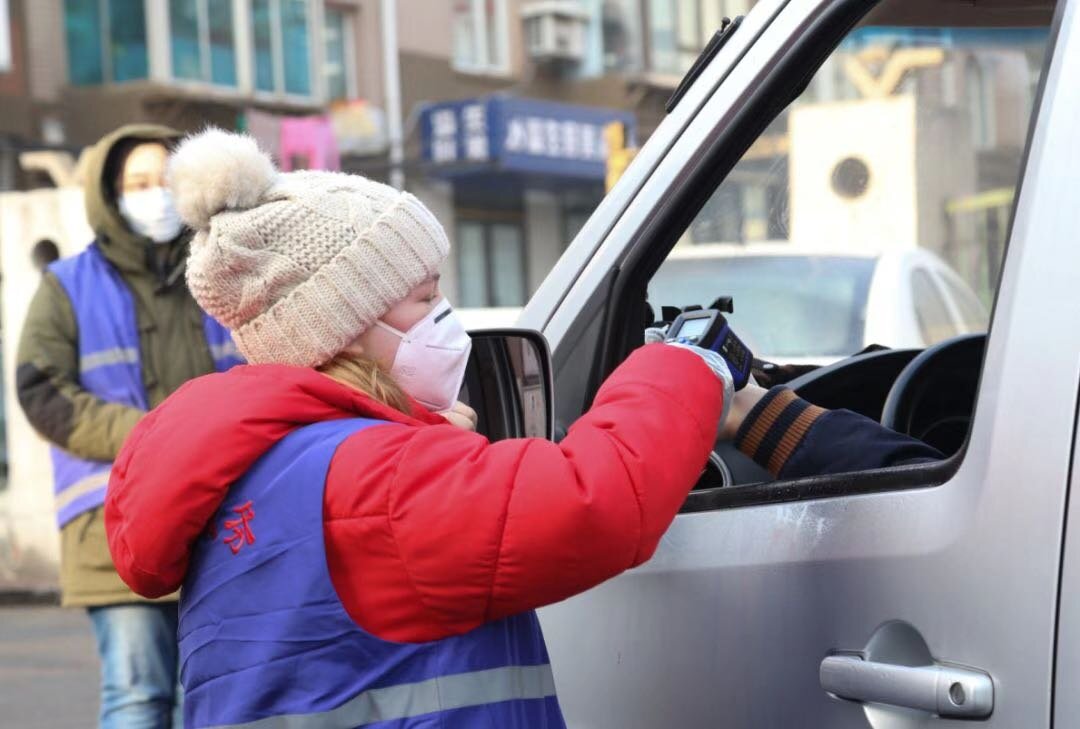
[593,0,1059,499]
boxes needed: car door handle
[820,655,994,719]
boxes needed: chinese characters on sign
[431,104,491,163]
[503,117,608,162]
[422,96,634,179]
[463,104,489,161]
[431,109,458,163]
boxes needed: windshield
[650,255,876,359]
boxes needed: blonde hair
[317,353,411,414]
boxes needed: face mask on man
[119,187,184,244]
[376,303,472,412]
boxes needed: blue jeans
[87,603,183,728]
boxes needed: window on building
[324,4,357,102]
[563,208,591,248]
[282,0,310,95]
[457,220,527,307]
[560,188,605,249]
[453,0,509,74]
[648,0,748,76]
[601,0,643,72]
[250,0,312,97]
[0,0,12,74]
[251,0,274,92]
[209,0,236,85]
[65,0,149,85]
[169,0,237,86]
[170,1,199,80]
[965,56,995,149]
[110,0,148,81]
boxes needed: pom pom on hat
[168,128,276,231]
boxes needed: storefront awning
[419,95,636,181]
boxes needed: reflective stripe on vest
[204,664,558,729]
[203,315,245,371]
[48,243,243,527]
[179,418,564,729]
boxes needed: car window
[940,274,990,331]
[650,255,875,359]
[618,0,1058,496]
[911,269,958,345]
[647,20,1050,365]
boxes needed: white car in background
[649,243,989,364]
[457,306,523,331]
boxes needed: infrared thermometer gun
[665,308,754,391]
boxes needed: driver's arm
[728,386,944,479]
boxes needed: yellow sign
[605,121,639,193]
[844,47,946,99]
[945,187,1015,215]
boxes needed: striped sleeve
[734,387,827,477]
[734,386,944,479]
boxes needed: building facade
[1,0,759,308]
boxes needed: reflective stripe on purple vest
[48,243,244,528]
[178,418,565,729]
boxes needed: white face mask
[119,187,184,244]
[377,303,472,412]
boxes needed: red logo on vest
[223,501,256,555]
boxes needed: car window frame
[582,0,1063,513]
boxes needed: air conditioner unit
[522,1,589,65]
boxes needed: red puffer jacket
[105,344,723,642]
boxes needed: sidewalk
[0,605,99,728]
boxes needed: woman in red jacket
[105,129,733,729]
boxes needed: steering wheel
[880,334,986,455]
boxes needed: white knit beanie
[168,128,449,367]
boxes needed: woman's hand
[439,401,478,432]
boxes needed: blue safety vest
[48,243,244,528]
[178,418,565,729]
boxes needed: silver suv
[500,0,1078,725]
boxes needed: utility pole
[381,0,405,190]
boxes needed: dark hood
[83,123,185,277]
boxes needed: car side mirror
[459,329,554,442]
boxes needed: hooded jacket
[16,124,224,607]
[106,344,722,643]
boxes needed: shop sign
[421,96,636,180]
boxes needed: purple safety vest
[178,418,565,729]
[48,243,243,528]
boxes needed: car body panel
[526,0,1080,726]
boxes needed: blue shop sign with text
[420,96,636,180]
